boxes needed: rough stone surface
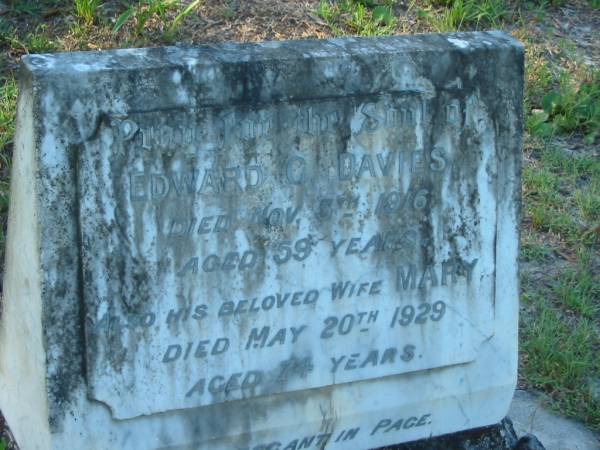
[0,32,523,450]
[509,390,600,450]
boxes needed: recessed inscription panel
[80,91,497,419]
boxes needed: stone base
[1,410,546,450]
[376,418,546,450]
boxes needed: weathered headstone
[0,32,523,450]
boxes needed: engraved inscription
[80,91,497,419]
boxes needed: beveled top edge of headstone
[21,30,522,77]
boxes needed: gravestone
[0,31,523,450]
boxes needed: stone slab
[0,32,523,450]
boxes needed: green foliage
[521,231,553,263]
[5,0,44,16]
[0,438,6,450]
[552,251,600,318]
[529,205,582,242]
[524,146,600,246]
[523,164,561,205]
[539,145,600,180]
[0,77,16,255]
[2,23,57,54]
[530,70,600,144]
[522,301,594,386]
[526,110,553,137]
[524,50,553,109]
[0,78,17,152]
[20,30,57,54]
[419,0,508,32]
[74,0,102,26]
[316,1,337,24]
[113,0,178,35]
[316,0,397,36]
[521,132,600,430]
[534,0,566,6]
[218,5,235,20]
[574,184,600,222]
[521,298,600,429]
[112,6,135,33]
[171,0,202,33]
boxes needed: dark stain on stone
[5,33,524,443]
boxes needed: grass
[521,52,600,428]
[521,295,600,428]
[525,31,600,144]
[171,0,202,33]
[316,0,397,36]
[418,0,510,32]
[417,0,597,34]
[4,1,44,16]
[0,0,598,436]
[0,79,17,152]
[111,0,201,40]
[518,30,553,109]
[74,0,102,26]
[523,145,600,247]
[551,252,600,318]
[520,233,553,263]
[1,22,57,56]
[113,0,178,35]
[0,78,16,265]
[544,70,600,143]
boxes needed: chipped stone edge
[0,69,52,450]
